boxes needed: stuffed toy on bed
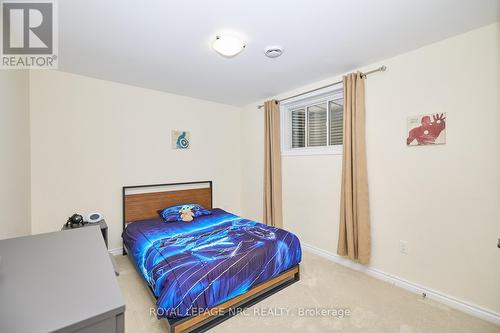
[179,205,195,222]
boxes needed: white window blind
[329,100,343,146]
[291,109,305,148]
[281,87,344,155]
[307,104,327,146]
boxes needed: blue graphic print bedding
[122,208,302,318]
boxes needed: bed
[122,181,302,333]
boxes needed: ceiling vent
[264,46,283,58]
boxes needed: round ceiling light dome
[264,46,283,58]
[212,35,246,58]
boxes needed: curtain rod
[257,65,387,109]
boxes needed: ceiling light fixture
[212,35,246,58]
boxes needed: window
[281,86,343,155]
[291,109,305,148]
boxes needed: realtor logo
[1,0,58,68]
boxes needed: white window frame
[280,84,343,156]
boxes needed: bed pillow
[158,204,211,222]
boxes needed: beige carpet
[115,251,499,333]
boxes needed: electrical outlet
[400,241,408,255]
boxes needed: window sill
[282,146,343,156]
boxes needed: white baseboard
[301,243,500,326]
[108,247,123,256]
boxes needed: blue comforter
[122,208,302,318]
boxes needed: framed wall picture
[406,113,446,146]
[172,130,190,149]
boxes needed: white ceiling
[59,0,500,106]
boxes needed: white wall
[241,23,500,314]
[29,71,243,250]
[240,105,264,222]
[0,70,31,240]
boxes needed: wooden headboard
[122,181,212,227]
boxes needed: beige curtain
[263,99,283,228]
[337,73,371,264]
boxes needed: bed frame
[122,181,300,333]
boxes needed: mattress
[122,208,302,318]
